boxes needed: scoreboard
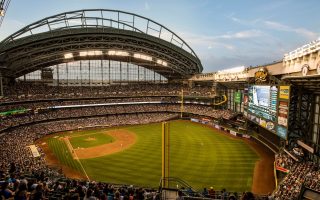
[244,85,290,139]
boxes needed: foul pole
[180,89,184,118]
[162,122,170,188]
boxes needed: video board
[247,85,278,133]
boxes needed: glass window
[313,125,318,134]
[315,114,319,124]
[313,131,318,144]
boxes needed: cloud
[178,31,236,51]
[179,29,265,52]
[263,20,318,39]
[218,30,264,39]
[229,15,318,40]
[177,29,286,72]
[229,16,261,26]
[144,1,150,10]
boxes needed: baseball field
[39,120,267,192]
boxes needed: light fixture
[64,53,73,59]
[156,59,168,66]
[0,8,4,17]
[134,53,152,61]
[107,50,129,56]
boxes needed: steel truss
[288,86,314,146]
[0,9,202,80]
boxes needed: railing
[190,71,249,81]
[284,39,320,61]
[159,177,203,197]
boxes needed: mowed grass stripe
[49,121,259,192]
[47,138,83,173]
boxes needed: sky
[1,0,319,73]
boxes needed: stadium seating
[2,82,318,200]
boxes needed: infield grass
[69,132,114,148]
[46,120,259,192]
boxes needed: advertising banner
[234,92,242,104]
[242,134,251,139]
[279,86,290,100]
[191,118,199,122]
[278,101,289,127]
[277,126,287,139]
[230,130,237,136]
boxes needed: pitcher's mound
[74,130,136,159]
[84,137,96,141]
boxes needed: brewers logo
[255,68,268,82]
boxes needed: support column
[89,61,91,86]
[56,65,59,86]
[80,61,82,87]
[108,60,111,84]
[120,61,122,84]
[66,63,69,86]
[127,62,129,82]
[0,72,3,96]
[138,65,140,82]
[101,60,103,86]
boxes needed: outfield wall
[190,117,278,154]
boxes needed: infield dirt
[37,129,136,179]
[71,129,136,159]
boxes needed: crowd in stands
[0,96,180,112]
[0,113,178,199]
[273,150,320,199]
[0,103,236,132]
[199,188,270,200]
[0,82,286,200]
[1,82,215,102]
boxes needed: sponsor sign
[254,68,268,82]
[279,86,290,100]
[191,118,199,122]
[234,92,242,104]
[266,121,275,131]
[243,95,249,106]
[278,101,289,127]
[259,119,267,128]
[277,126,287,139]
[230,130,237,136]
[202,118,211,122]
[242,134,251,139]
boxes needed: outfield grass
[69,132,114,148]
[46,121,259,192]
